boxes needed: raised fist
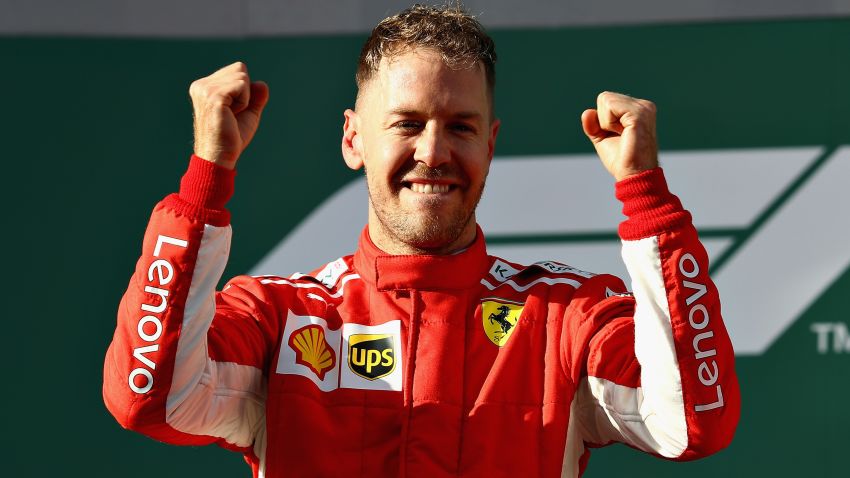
[581,92,659,181]
[189,62,270,169]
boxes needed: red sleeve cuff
[178,154,236,209]
[160,155,235,227]
[615,167,692,240]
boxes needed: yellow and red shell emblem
[288,324,336,380]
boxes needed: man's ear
[342,109,364,170]
[487,118,501,162]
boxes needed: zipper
[398,289,420,477]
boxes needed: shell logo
[288,324,336,380]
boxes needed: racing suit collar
[354,225,490,291]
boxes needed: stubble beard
[366,168,486,253]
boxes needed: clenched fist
[190,62,270,169]
[581,92,659,181]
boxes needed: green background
[3,18,848,476]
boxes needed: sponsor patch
[481,299,524,347]
[277,316,403,392]
[276,313,341,392]
[489,259,520,282]
[348,334,396,380]
[341,321,403,391]
[313,257,348,288]
[289,324,336,380]
[534,260,596,278]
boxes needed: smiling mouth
[403,181,453,194]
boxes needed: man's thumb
[581,109,606,145]
[247,81,270,115]
[236,81,270,149]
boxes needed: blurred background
[2,0,848,476]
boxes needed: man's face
[343,48,500,254]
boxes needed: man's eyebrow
[453,111,483,120]
[386,108,422,117]
[386,108,483,120]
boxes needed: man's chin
[369,194,480,254]
[392,215,475,253]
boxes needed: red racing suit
[103,156,739,477]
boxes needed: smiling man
[342,46,498,254]
[104,4,739,477]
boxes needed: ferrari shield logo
[481,299,524,346]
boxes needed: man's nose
[413,124,450,168]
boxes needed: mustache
[394,162,468,184]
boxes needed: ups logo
[348,334,395,380]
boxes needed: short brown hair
[356,3,497,102]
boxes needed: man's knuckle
[639,99,657,112]
[209,93,230,107]
[197,80,219,96]
[189,79,204,95]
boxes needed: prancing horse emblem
[489,305,514,335]
[481,300,524,347]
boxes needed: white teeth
[410,183,449,194]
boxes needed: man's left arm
[572,93,740,459]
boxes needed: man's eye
[450,123,475,133]
[396,121,422,130]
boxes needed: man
[104,4,739,477]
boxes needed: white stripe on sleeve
[573,236,687,458]
[165,223,267,448]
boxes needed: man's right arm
[103,63,274,449]
[104,157,277,448]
